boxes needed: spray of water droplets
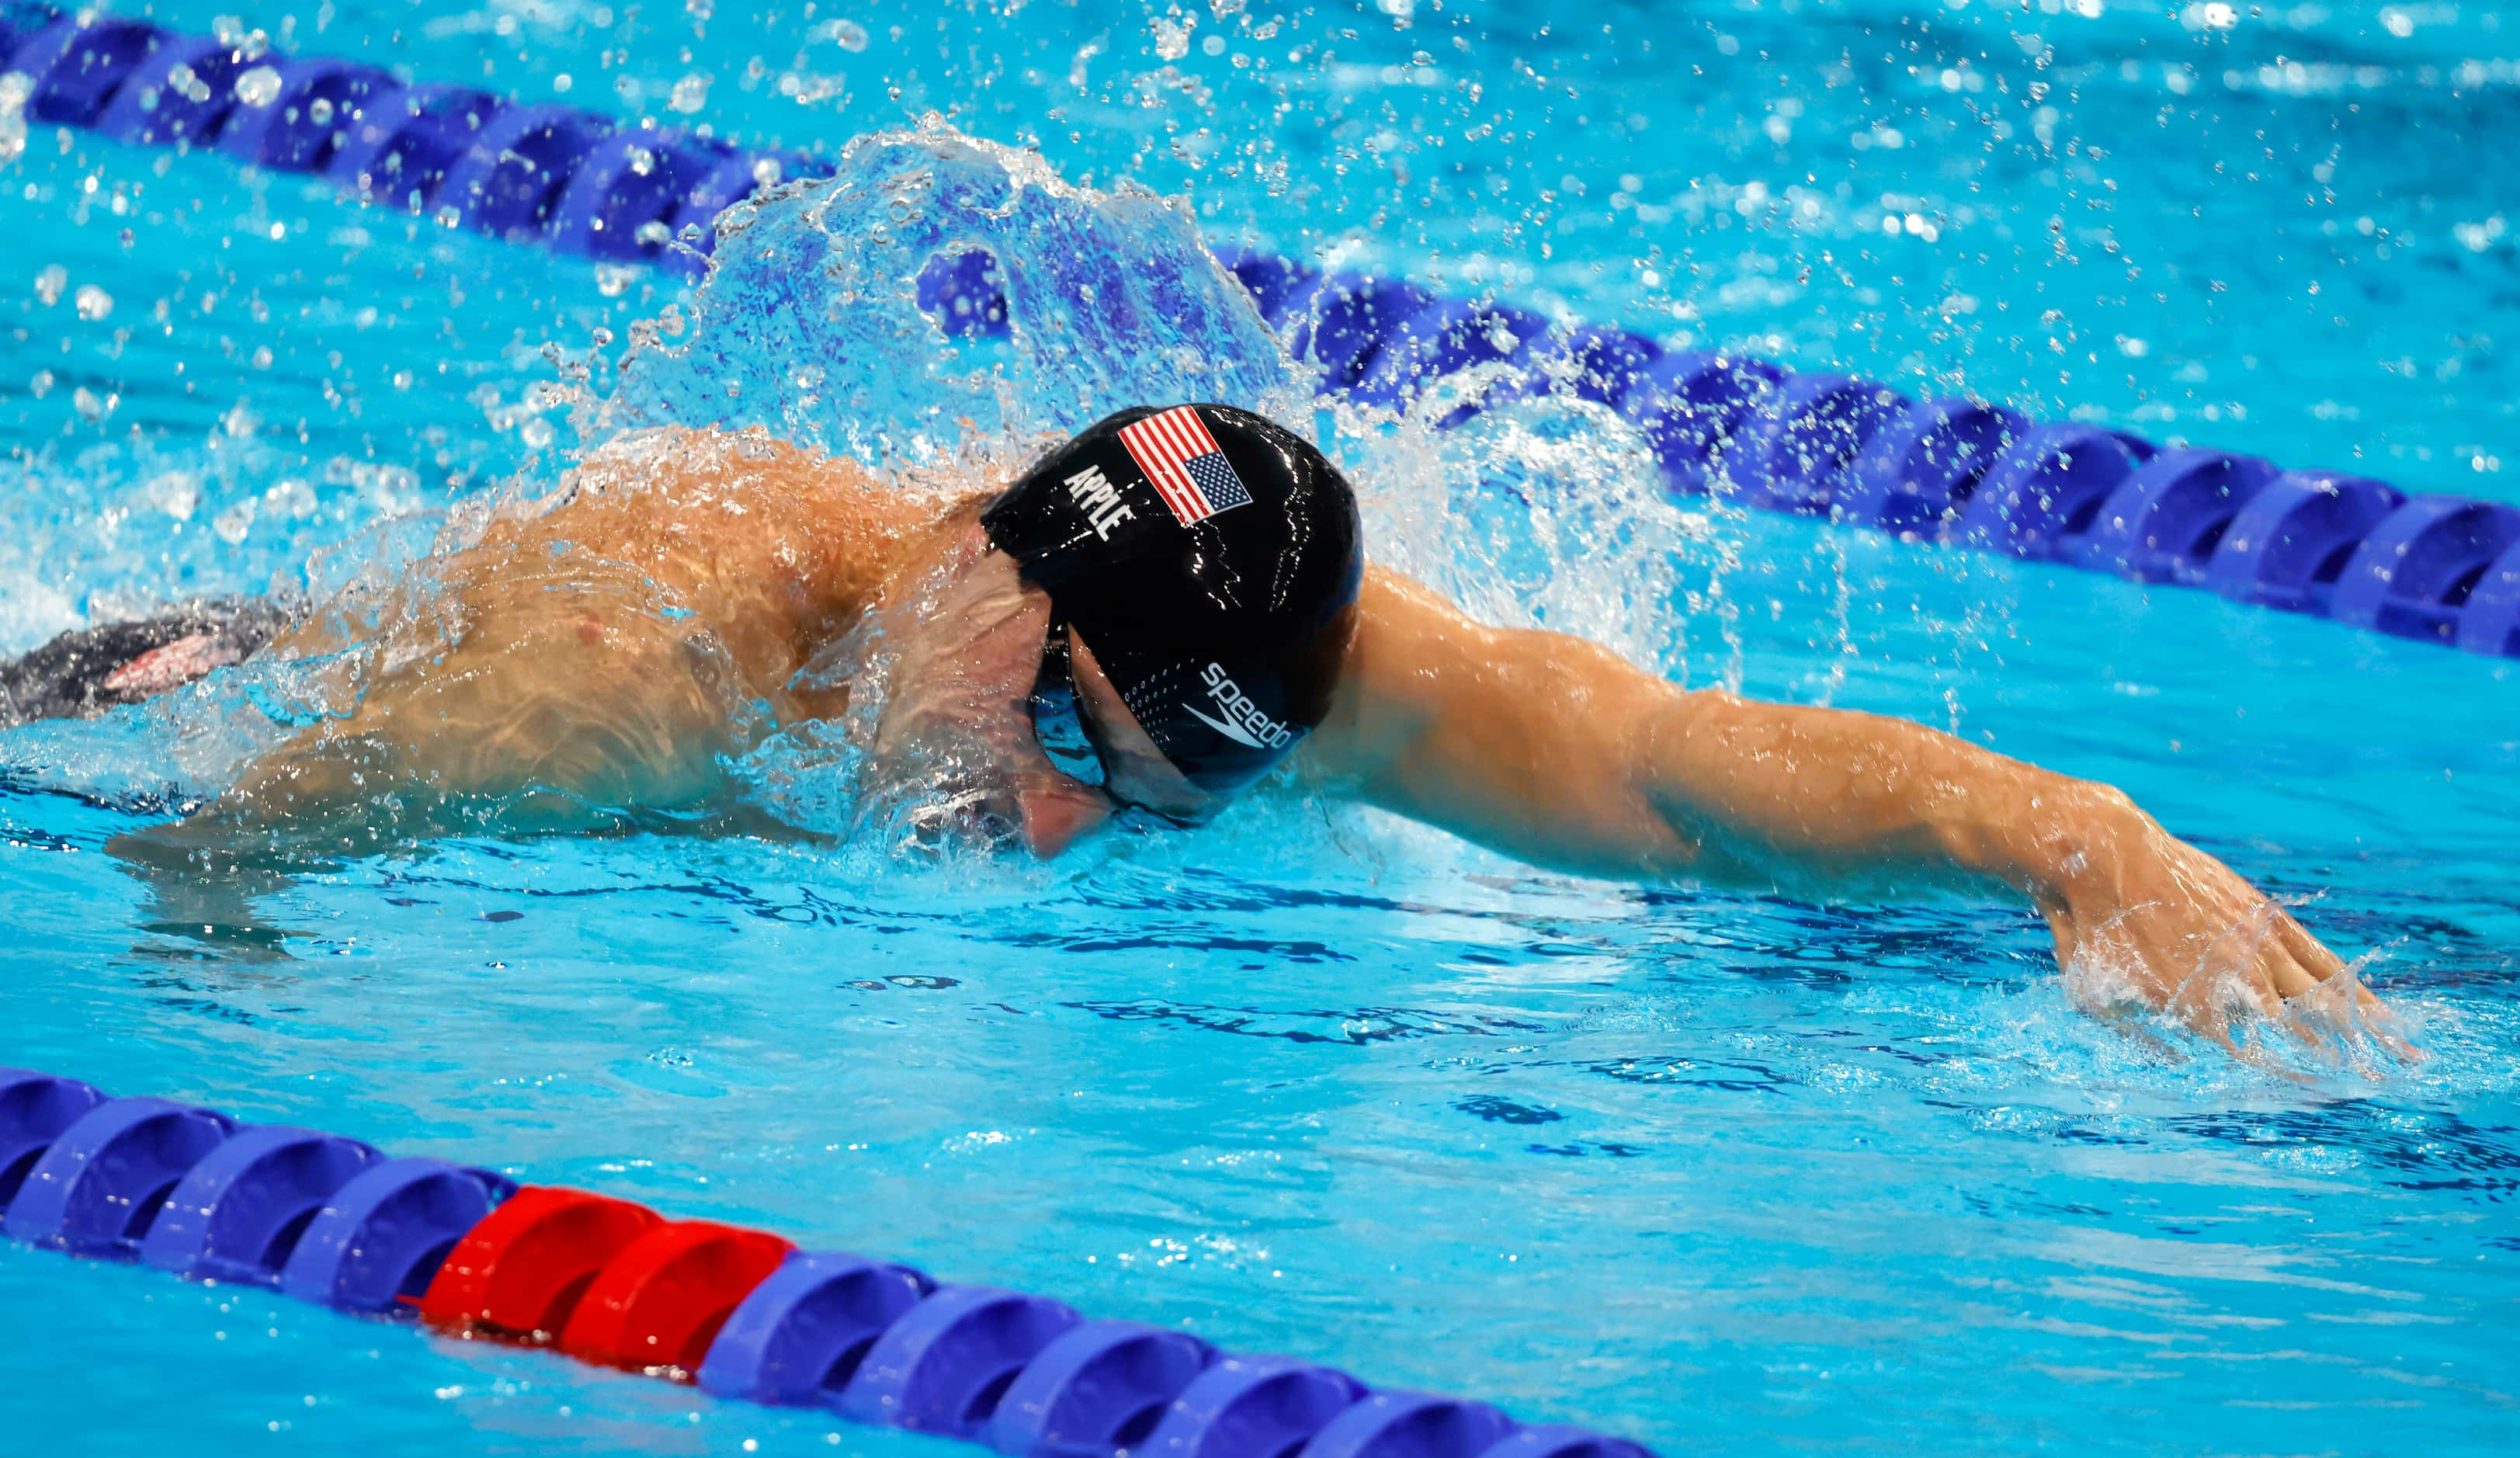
[3,120,1733,866]
[553,120,1728,853]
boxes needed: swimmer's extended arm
[1309,569,2397,1049]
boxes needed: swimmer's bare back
[173,428,965,848]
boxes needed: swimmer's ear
[1015,772,1109,858]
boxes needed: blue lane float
[0,1066,1656,1455]
[275,1156,519,1313]
[1147,1357,1371,1458]
[135,1123,380,1284]
[0,1068,105,1210]
[985,1321,1218,1458]
[694,1248,938,1405]
[2329,496,2520,645]
[4,4,2514,658]
[1,1093,237,1256]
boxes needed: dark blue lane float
[0,1067,1656,1456]
[5,3,2515,658]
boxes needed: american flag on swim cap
[1117,405,1252,526]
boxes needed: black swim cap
[982,404,1363,796]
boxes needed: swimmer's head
[982,404,1363,807]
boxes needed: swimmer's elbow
[1624,690,1771,880]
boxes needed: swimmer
[5,404,2396,1050]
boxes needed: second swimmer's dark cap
[981,403,1363,795]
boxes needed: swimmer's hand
[856,521,1110,858]
[1308,569,2410,1061]
[2028,792,2412,1059]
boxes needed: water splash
[1352,391,1716,676]
[4,118,1727,860]
[550,119,1728,847]
[591,118,1720,672]
[595,119,1313,467]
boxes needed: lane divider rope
[0,1066,1657,1456]
[5,4,2515,659]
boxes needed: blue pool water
[4,1,2518,1453]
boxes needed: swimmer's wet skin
[46,404,2400,1057]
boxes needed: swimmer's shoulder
[560,426,961,602]
[567,424,852,498]
[534,426,914,533]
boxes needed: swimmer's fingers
[2206,897,2334,1036]
[2167,962,2332,1080]
[2211,921,2358,1058]
[2273,943,2329,1008]
[1012,766,1112,858]
[2059,834,2417,1067]
[2274,911,2393,1022]
[2237,917,2427,1066]
[2268,906,2422,1059]
[2281,956,2425,1066]
[2273,908,2350,982]
[2168,982,2307,1079]
[2147,913,2309,1054]
[2292,981,2421,1065]
[2362,993,2421,1062]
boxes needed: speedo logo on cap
[1183,662,1297,750]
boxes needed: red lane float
[418,1185,661,1342]
[556,1219,795,1375]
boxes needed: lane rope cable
[3,1,2514,661]
[0,1064,1657,1457]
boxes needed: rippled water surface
[4,1,2518,1453]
